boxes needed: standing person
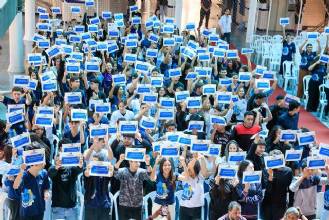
[197,0,212,31]
[297,39,321,98]
[158,0,168,22]
[306,57,327,112]
[218,201,247,220]
[277,100,300,130]
[218,8,232,44]
[261,150,293,220]
[279,29,296,76]
[266,95,287,131]
[235,160,263,220]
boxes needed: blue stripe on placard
[137,87,151,93]
[91,129,107,136]
[67,65,79,72]
[141,120,155,129]
[204,88,215,94]
[188,100,201,107]
[309,159,325,167]
[43,83,56,91]
[300,135,315,143]
[217,95,231,102]
[219,168,236,177]
[244,175,260,182]
[167,135,179,142]
[62,157,79,165]
[161,148,179,156]
[179,137,191,145]
[229,155,245,162]
[91,166,108,174]
[63,147,80,153]
[208,147,220,155]
[108,127,117,134]
[192,144,208,151]
[319,147,329,157]
[286,153,301,160]
[257,82,269,88]
[211,117,226,124]
[25,154,44,164]
[161,100,174,107]
[9,114,23,124]
[159,111,173,118]
[126,152,144,160]
[121,125,136,132]
[67,96,81,103]
[266,159,283,168]
[72,112,86,119]
[7,168,20,176]
[14,137,29,148]
[189,124,202,130]
[96,105,110,112]
[281,133,295,140]
[38,110,53,115]
[15,78,29,85]
[36,118,52,125]
[176,94,188,100]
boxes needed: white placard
[119,121,138,134]
[218,165,238,179]
[10,132,31,149]
[89,124,108,138]
[140,116,156,130]
[60,152,81,167]
[228,151,247,164]
[65,92,82,105]
[71,109,88,122]
[285,149,303,162]
[175,91,190,103]
[188,121,204,132]
[280,130,297,142]
[158,108,175,120]
[6,110,24,125]
[264,154,285,169]
[319,143,329,158]
[23,149,45,166]
[13,75,30,88]
[307,156,326,169]
[186,97,202,109]
[35,114,53,127]
[89,161,113,177]
[297,131,315,146]
[125,148,146,162]
[191,140,210,153]
[242,171,262,184]
[62,143,81,153]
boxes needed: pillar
[246,0,257,43]
[175,0,200,33]
[8,12,24,73]
[24,0,35,55]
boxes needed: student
[150,156,177,220]
[114,154,153,220]
[48,139,83,220]
[277,100,300,130]
[261,150,293,220]
[198,0,212,30]
[178,154,208,220]
[109,100,135,124]
[279,29,296,76]
[230,111,261,152]
[13,162,50,220]
[218,8,232,44]
[235,160,263,220]
[0,87,32,106]
[218,201,247,220]
[281,207,308,220]
[267,95,287,131]
[209,166,239,220]
[289,159,329,220]
[83,154,114,220]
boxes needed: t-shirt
[114,168,150,207]
[19,170,50,217]
[154,173,177,205]
[231,124,261,151]
[300,51,317,70]
[281,41,296,61]
[180,175,204,208]
[48,166,82,208]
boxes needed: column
[175,0,200,33]
[24,0,35,55]
[175,0,184,31]
[8,12,24,73]
[246,0,257,43]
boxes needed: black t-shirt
[49,167,82,208]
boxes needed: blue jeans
[51,207,78,220]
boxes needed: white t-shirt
[219,15,232,34]
[110,109,135,124]
[180,175,205,208]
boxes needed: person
[218,201,247,220]
[281,207,308,220]
[179,154,208,220]
[198,0,212,30]
[230,111,261,152]
[289,159,329,220]
[218,8,232,44]
[114,154,154,220]
[158,0,168,22]
[297,39,321,98]
[266,95,287,131]
[279,29,296,76]
[150,156,177,220]
[265,126,291,154]
[48,139,83,220]
[109,100,135,124]
[13,162,50,220]
[209,165,239,220]
[235,160,263,220]
[277,100,300,130]
[306,57,327,112]
[261,150,293,220]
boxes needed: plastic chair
[316,192,324,219]
[77,191,84,220]
[56,109,63,139]
[143,191,157,219]
[2,193,10,220]
[203,192,211,220]
[319,84,327,120]
[113,191,120,220]
[283,61,297,94]
[261,42,272,66]
[44,191,52,220]
[175,190,183,220]
[77,173,83,193]
[303,75,312,104]
[272,35,283,43]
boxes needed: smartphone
[160,206,168,216]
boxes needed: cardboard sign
[158,108,175,120]
[175,91,190,103]
[71,109,88,122]
[114,13,124,20]
[162,24,175,34]
[320,54,329,63]
[264,154,285,169]
[279,17,290,26]
[42,80,57,92]
[213,48,226,58]
[284,94,300,105]
[135,61,150,73]
[228,151,247,164]
[132,16,141,25]
[166,132,180,143]
[146,48,158,58]
[218,165,238,179]
[319,143,329,158]
[140,116,156,130]
[241,48,254,55]
[85,62,100,72]
[185,72,198,80]
[125,148,146,162]
[89,161,113,177]
[60,152,81,167]
[37,106,54,115]
[168,68,182,78]
[191,140,210,153]
[37,6,47,14]
[206,144,221,156]
[95,103,111,114]
[202,84,216,95]
[51,7,61,14]
[186,97,202,109]
[35,114,53,127]
[90,124,108,138]
[66,63,80,74]
[124,53,137,63]
[160,146,180,157]
[255,79,270,90]
[45,46,61,58]
[307,32,319,39]
[142,93,158,104]
[85,0,95,7]
[210,115,226,126]
[37,39,50,49]
[23,149,45,166]
[112,74,126,86]
[226,50,238,59]
[62,45,74,55]
[13,75,30,88]
[6,110,24,125]
[159,97,175,108]
[102,11,112,19]
[195,67,212,78]
[188,121,204,132]
[242,171,262,184]
[178,134,197,146]
[62,143,81,153]
[255,65,267,75]
[137,85,152,94]
[185,22,196,31]
[28,53,42,64]
[238,72,251,82]
[307,156,326,169]
[297,131,315,146]
[280,130,297,142]
[216,92,232,104]
[151,76,163,88]
[285,149,303,162]
[119,121,138,134]
[10,132,31,149]
[8,104,25,114]
[149,33,159,43]
[36,23,51,31]
[163,38,175,47]
[70,52,83,61]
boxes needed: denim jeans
[51,207,79,220]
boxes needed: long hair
[159,157,176,190]
[237,160,253,179]
[211,165,232,200]
[267,125,282,143]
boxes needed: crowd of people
[0,0,329,220]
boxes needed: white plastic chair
[203,192,211,220]
[77,173,83,193]
[316,192,324,219]
[261,42,272,66]
[303,75,312,104]
[272,35,283,43]
[2,194,10,220]
[44,191,52,220]
[143,191,157,219]
[283,61,297,94]
[113,191,120,220]
[319,84,327,120]
[77,191,84,220]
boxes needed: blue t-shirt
[281,41,296,61]
[154,173,177,205]
[311,64,327,82]
[5,178,20,200]
[84,177,112,208]
[19,170,50,217]
[300,51,317,70]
